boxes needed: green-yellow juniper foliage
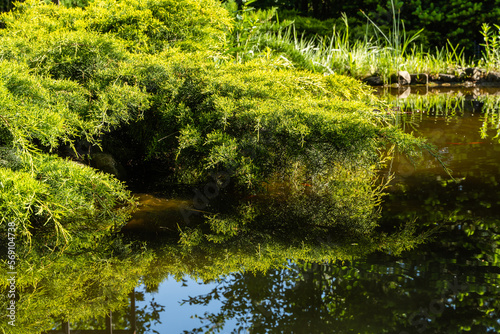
[0,2,430,331]
[0,1,495,333]
[0,0,426,247]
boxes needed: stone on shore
[390,71,411,85]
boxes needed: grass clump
[225,1,500,83]
[479,23,500,71]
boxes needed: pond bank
[363,68,500,88]
[375,85,500,99]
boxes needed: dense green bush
[0,58,137,244]
[1,0,231,53]
[0,0,425,255]
[107,52,427,248]
[0,2,154,244]
[84,0,231,52]
[0,154,134,246]
[108,51,422,186]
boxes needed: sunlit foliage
[0,1,432,332]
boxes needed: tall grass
[231,0,500,82]
[254,15,386,77]
[479,23,500,71]
[256,17,472,82]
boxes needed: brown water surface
[109,89,500,333]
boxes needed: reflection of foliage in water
[181,223,499,333]
[383,90,500,141]
[480,96,500,141]
[0,235,153,333]
[69,288,165,334]
[177,149,400,251]
[381,90,500,233]
[2,163,497,333]
[368,90,500,333]
[0,211,427,334]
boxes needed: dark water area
[372,93,500,333]
[45,91,500,334]
[124,91,499,333]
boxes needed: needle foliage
[0,0,425,261]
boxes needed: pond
[25,88,500,333]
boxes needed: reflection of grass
[384,92,500,142]
[480,97,500,140]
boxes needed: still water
[50,90,500,333]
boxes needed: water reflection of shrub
[180,251,499,334]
